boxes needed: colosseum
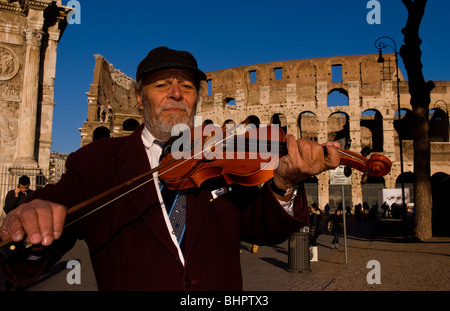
[79,53,450,234]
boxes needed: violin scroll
[338,149,392,183]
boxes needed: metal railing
[0,166,61,213]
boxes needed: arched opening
[328,184,352,212]
[202,119,214,126]
[93,126,110,141]
[429,108,449,142]
[303,176,318,207]
[224,97,236,107]
[395,172,415,208]
[432,172,450,236]
[223,119,235,127]
[327,89,349,107]
[393,109,414,140]
[361,176,385,213]
[246,115,261,128]
[298,111,318,141]
[123,119,140,132]
[270,113,287,135]
[360,109,383,152]
[328,112,351,149]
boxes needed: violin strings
[337,150,367,163]
[64,126,243,228]
[65,123,282,228]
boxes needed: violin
[0,119,391,258]
[157,121,391,190]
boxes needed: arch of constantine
[0,0,71,205]
[80,53,450,216]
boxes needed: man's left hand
[273,135,341,192]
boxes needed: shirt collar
[141,126,163,149]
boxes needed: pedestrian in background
[327,209,342,249]
[309,203,322,261]
[3,175,33,214]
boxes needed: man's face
[136,69,199,141]
[18,184,29,194]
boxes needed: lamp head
[377,50,385,63]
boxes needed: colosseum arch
[203,119,214,125]
[270,113,287,134]
[303,176,319,205]
[394,108,414,141]
[361,175,386,208]
[328,112,350,149]
[431,172,450,236]
[360,109,384,152]
[93,126,111,141]
[298,111,318,141]
[223,119,236,127]
[395,172,415,205]
[429,108,449,142]
[224,97,237,108]
[123,118,140,132]
[246,115,261,128]
[327,88,349,107]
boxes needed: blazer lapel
[183,186,211,260]
[116,125,181,263]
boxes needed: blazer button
[184,278,192,288]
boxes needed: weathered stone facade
[79,53,450,210]
[80,54,142,147]
[0,0,71,170]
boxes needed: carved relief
[24,29,43,47]
[0,101,19,153]
[0,45,20,81]
[0,82,22,99]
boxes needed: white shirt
[141,126,186,265]
[140,126,295,266]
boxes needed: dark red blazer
[2,125,308,290]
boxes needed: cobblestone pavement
[1,215,449,292]
[240,216,450,291]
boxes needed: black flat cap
[136,46,207,83]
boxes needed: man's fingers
[322,141,341,169]
[20,204,46,245]
[2,213,25,242]
[1,200,67,246]
[52,204,67,240]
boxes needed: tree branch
[401,0,413,11]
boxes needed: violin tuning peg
[344,164,352,177]
[361,171,369,184]
[361,146,372,158]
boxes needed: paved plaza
[1,215,449,292]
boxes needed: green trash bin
[287,226,311,273]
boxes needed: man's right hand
[1,199,67,246]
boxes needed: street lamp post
[375,36,407,220]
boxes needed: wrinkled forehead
[142,69,199,87]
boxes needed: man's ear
[136,90,144,110]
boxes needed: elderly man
[1,47,340,290]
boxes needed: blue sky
[52,0,450,153]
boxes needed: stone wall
[79,53,450,209]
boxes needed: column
[14,29,43,167]
[37,26,61,170]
